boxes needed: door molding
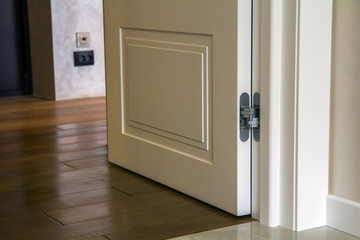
[256,0,333,231]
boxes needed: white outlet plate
[76,32,90,48]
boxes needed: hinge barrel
[240,106,259,129]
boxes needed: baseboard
[327,194,360,237]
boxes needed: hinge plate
[253,92,260,142]
[240,92,260,142]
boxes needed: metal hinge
[240,92,260,142]
[240,106,259,128]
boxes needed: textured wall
[330,0,360,203]
[50,0,105,100]
[27,0,56,99]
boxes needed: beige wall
[330,0,360,203]
[27,0,56,100]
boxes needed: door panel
[123,29,212,163]
[104,0,251,215]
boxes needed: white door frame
[255,0,333,231]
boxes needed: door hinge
[240,106,259,128]
[240,92,260,142]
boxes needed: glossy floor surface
[170,222,360,240]
[0,96,253,240]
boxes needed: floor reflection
[170,222,360,240]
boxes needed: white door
[104,0,252,216]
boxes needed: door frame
[255,0,333,231]
[20,0,33,95]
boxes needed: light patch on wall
[51,0,105,100]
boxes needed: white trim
[259,0,282,227]
[259,0,333,231]
[279,0,298,230]
[237,0,253,216]
[327,195,360,237]
[293,0,333,231]
[251,0,261,221]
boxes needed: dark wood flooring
[0,96,253,240]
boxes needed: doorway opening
[0,0,32,97]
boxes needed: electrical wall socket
[76,32,90,48]
[74,51,94,66]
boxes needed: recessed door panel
[122,29,212,163]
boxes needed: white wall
[330,0,360,204]
[50,0,105,100]
[327,0,360,237]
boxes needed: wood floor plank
[0,188,131,222]
[55,147,108,162]
[58,138,107,152]
[9,200,220,240]
[0,165,145,198]
[0,123,106,142]
[0,95,40,106]
[0,178,112,204]
[0,136,107,155]
[0,100,106,131]
[112,179,170,197]
[0,113,106,131]
[44,190,190,225]
[0,165,117,194]
[57,119,107,130]
[0,103,105,122]
[0,124,106,141]
[63,156,109,169]
[81,236,110,240]
[0,213,63,238]
[0,97,105,114]
[0,157,72,172]
[0,127,60,145]
[0,161,73,179]
[56,132,107,145]
[55,125,107,138]
[3,146,108,163]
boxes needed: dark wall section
[0,0,32,97]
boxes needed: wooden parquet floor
[0,96,253,240]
